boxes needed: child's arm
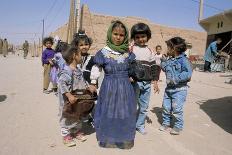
[41,51,47,65]
[65,92,77,104]
[42,50,51,65]
[58,72,77,104]
[211,42,218,56]
[90,65,101,85]
[152,80,160,94]
[175,58,192,83]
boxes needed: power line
[45,0,67,34]
[43,0,58,20]
[188,0,224,12]
[0,32,40,35]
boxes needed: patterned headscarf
[106,20,129,53]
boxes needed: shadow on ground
[150,107,163,125]
[198,96,232,134]
[0,95,7,103]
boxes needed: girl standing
[93,20,136,149]
[130,23,160,135]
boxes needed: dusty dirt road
[0,54,231,155]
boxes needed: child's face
[74,52,82,64]
[166,46,175,57]
[45,41,52,48]
[111,27,125,46]
[134,34,148,46]
[78,40,90,55]
[156,47,162,54]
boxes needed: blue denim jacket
[161,53,192,87]
[204,41,218,63]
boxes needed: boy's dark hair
[62,46,79,65]
[43,37,54,46]
[166,37,187,53]
[216,37,222,41]
[156,45,162,50]
[55,41,69,53]
[130,23,151,40]
[71,30,93,47]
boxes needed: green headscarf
[106,20,129,53]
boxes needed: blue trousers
[134,81,151,130]
[162,87,188,129]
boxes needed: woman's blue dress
[94,47,136,149]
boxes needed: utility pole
[67,0,77,43]
[76,0,81,32]
[38,38,41,57]
[42,19,45,51]
[198,0,204,22]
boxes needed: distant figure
[2,38,8,57]
[0,38,3,54]
[203,38,222,72]
[185,43,192,58]
[154,45,163,66]
[22,40,29,59]
[154,45,163,80]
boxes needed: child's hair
[130,23,151,40]
[156,45,162,50]
[43,37,54,46]
[55,41,69,53]
[111,20,127,32]
[71,30,92,47]
[165,37,187,53]
[62,46,79,65]
[216,37,222,42]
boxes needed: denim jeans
[162,87,188,129]
[134,81,151,130]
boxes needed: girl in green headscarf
[106,20,129,53]
[93,20,137,149]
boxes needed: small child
[50,41,69,95]
[154,45,163,81]
[159,37,192,135]
[41,37,57,94]
[130,23,160,135]
[71,30,100,86]
[53,40,69,72]
[58,46,96,147]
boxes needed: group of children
[41,20,192,148]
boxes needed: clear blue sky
[0,0,231,45]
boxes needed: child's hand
[65,93,77,104]
[88,85,97,94]
[48,59,54,65]
[161,54,167,62]
[129,77,134,83]
[68,95,77,104]
[153,81,160,94]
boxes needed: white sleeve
[90,65,101,84]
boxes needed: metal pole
[42,19,45,51]
[198,0,204,22]
[76,0,81,32]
